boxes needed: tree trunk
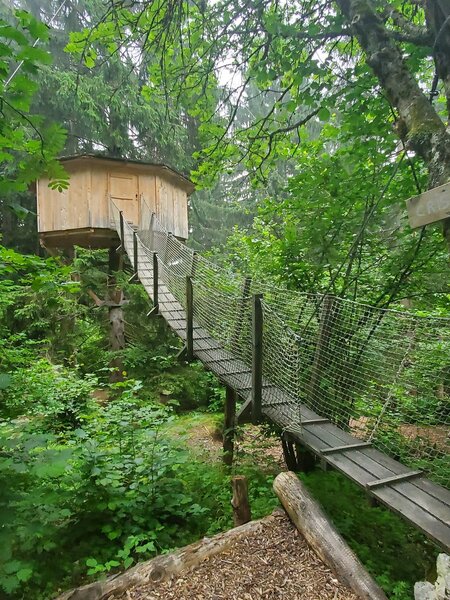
[273,472,388,600]
[108,247,125,382]
[335,0,450,247]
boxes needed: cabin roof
[58,154,195,194]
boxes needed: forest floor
[165,412,284,471]
[106,415,359,600]
[115,511,359,600]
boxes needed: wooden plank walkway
[123,227,450,551]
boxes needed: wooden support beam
[119,210,125,250]
[321,442,372,455]
[236,396,252,424]
[295,443,316,472]
[366,470,422,490]
[302,418,330,425]
[273,472,388,600]
[186,276,194,362]
[251,293,263,424]
[191,251,198,278]
[223,386,236,466]
[281,433,298,471]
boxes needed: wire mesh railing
[111,198,450,488]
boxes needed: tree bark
[335,0,450,246]
[273,472,388,600]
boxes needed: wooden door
[109,172,139,225]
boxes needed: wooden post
[119,210,125,250]
[231,476,252,526]
[191,251,198,279]
[152,252,159,314]
[164,232,172,264]
[223,386,236,466]
[251,293,263,424]
[132,231,138,281]
[186,275,194,361]
[281,433,298,470]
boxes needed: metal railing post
[186,275,194,361]
[153,252,159,314]
[251,293,263,423]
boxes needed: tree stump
[231,475,252,526]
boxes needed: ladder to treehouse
[111,201,450,552]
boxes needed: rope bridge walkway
[110,200,450,551]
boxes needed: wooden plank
[274,413,450,539]
[414,478,450,508]
[391,481,450,526]
[372,485,450,550]
[406,182,450,228]
[366,471,423,489]
[222,372,252,391]
[193,338,222,351]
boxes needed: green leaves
[0,10,67,196]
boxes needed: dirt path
[115,511,359,600]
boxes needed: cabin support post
[152,252,159,314]
[251,293,263,424]
[186,276,194,362]
[223,386,237,466]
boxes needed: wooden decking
[124,228,450,552]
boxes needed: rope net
[111,200,450,488]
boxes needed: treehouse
[36,155,194,249]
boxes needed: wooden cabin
[37,155,194,249]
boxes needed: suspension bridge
[111,198,450,552]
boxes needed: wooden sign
[406,182,450,228]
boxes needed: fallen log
[273,471,387,600]
[55,514,277,600]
